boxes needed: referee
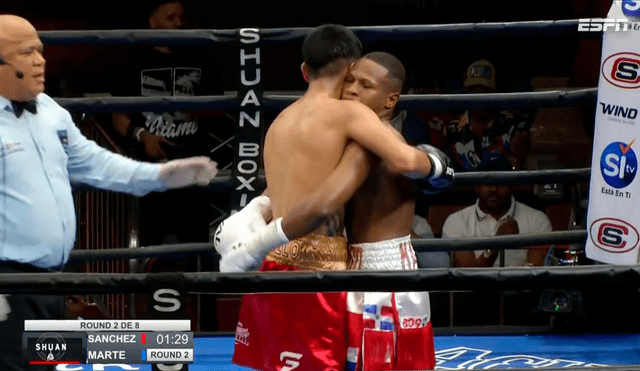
[0,14,218,371]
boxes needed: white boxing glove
[158,156,218,188]
[213,195,272,256]
[219,217,289,272]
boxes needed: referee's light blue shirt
[0,93,165,269]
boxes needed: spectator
[0,14,217,370]
[442,162,552,326]
[444,59,534,172]
[444,164,552,267]
[108,0,231,246]
[107,1,231,332]
[403,68,456,151]
[111,0,231,165]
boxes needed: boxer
[218,49,452,370]
[221,24,452,371]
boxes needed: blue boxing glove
[416,144,455,195]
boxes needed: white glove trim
[428,153,444,178]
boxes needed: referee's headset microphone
[0,57,24,79]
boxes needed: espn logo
[602,52,640,89]
[578,18,631,32]
[590,217,639,253]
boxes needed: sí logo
[590,217,639,253]
[602,52,640,89]
[622,0,640,18]
[601,140,637,188]
[35,332,66,362]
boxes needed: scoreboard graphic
[23,320,193,366]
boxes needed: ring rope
[67,242,216,263]
[66,230,586,264]
[56,95,238,113]
[1,265,638,295]
[452,168,591,185]
[396,89,597,110]
[269,89,598,111]
[71,172,242,192]
[37,20,589,46]
[70,168,590,195]
[411,230,586,252]
[53,89,597,113]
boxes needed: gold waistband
[347,245,364,271]
[265,234,349,271]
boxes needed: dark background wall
[0,0,610,95]
[0,1,586,29]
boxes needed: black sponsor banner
[229,28,264,214]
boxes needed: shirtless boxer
[232,52,440,370]
[222,25,451,371]
[223,56,450,370]
[340,52,437,371]
[217,24,451,272]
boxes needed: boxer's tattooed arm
[314,209,344,237]
[324,213,343,237]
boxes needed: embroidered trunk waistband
[265,234,349,271]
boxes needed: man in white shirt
[443,181,552,267]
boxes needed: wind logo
[601,141,637,188]
[600,102,638,119]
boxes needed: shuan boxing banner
[229,28,265,215]
[586,0,640,264]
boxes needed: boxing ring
[4,19,639,370]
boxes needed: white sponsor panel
[587,1,640,264]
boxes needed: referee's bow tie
[11,100,37,118]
